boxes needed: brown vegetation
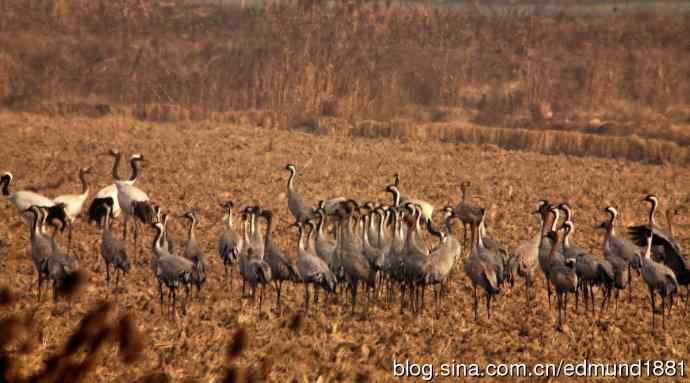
[1,1,689,151]
[1,113,689,381]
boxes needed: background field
[1,0,690,165]
[0,113,689,382]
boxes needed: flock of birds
[1,150,689,331]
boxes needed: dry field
[1,112,689,382]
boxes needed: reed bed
[352,120,690,165]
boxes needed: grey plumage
[100,200,131,287]
[260,209,300,308]
[30,205,80,302]
[627,196,689,290]
[545,230,578,329]
[537,204,565,307]
[25,206,53,300]
[44,238,80,301]
[151,221,195,316]
[638,232,679,329]
[562,221,600,312]
[313,208,341,278]
[451,181,484,251]
[238,208,272,310]
[183,211,206,295]
[598,206,642,304]
[464,221,501,321]
[335,209,376,316]
[218,201,242,279]
[295,221,337,310]
[286,164,315,224]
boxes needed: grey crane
[545,229,578,330]
[562,220,602,313]
[477,208,510,284]
[557,203,586,258]
[464,220,501,321]
[638,232,679,329]
[294,221,337,311]
[246,205,265,261]
[334,207,376,317]
[313,207,340,279]
[399,204,432,313]
[153,205,175,254]
[424,213,461,315]
[449,181,484,253]
[362,207,392,300]
[507,200,551,303]
[537,203,565,308]
[260,209,300,309]
[362,212,386,272]
[24,206,53,300]
[151,220,195,316]
[285,164,315,224]
[182,211,207,297]
[628,196,689,308]
[599,206,642,303]
[238,207,272,310]
[32,206,79,302]
[99,199,131,288]
[53,166,92,256]
[218,201,242,280]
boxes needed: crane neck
[550,209,560,232]
[608,214,617,236]
[242,220,250,249]
[563,228,571,248]
[103,207,112,231]
[479,219,487,239]
[477,224,484,250]
[263,214,273,245]
[648,200,657,226]
[316,211,325,236]
[287,168,296,191]
[130,158,141,182]
[153,224,164,256]
[2,174,12,196]
[79,170,90,194]
[29,208,41,238]
[111,152,123,181]
[187,216,196,241]
[644,235,652,260]
[378,211,386,240]
[225,211,234,229]
[390,187,401,207]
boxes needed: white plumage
[90,152,140,219]
[53,167,91,223]
[2,172,56,214]
[116,181,150,214]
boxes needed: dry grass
[1,113,689,382]
[1,1,689,141]
[353,120,690,165]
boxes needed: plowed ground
[1,113,689,382]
